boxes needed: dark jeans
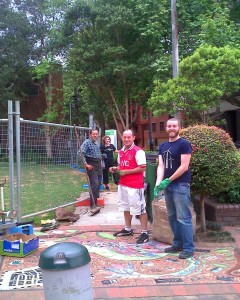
[102,159,114,185]
[86,158,102,208]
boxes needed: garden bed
[194,197,240,225]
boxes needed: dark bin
[145,162,157,223]
[39,242,93,300]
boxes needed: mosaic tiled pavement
[0,228,240,291]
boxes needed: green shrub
[213,176,240,203]
[181,125,240,200]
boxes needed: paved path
[0,191,240,299]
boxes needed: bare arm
[120,165,146,175]
[110,165,146,175]
[155,155,165,186]
[169,154,191,182]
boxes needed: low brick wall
[195,198,240,226]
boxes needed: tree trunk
[199,195,206,232]
[45,125,52,159]
[45,73,53,158]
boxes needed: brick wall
[204,199,240,226]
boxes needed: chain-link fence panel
[0,119,9,214]
[0,117,90,219]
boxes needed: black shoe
[113,228,133,237]
[164,245,182,253]
[179,250,194,259]
[136,233,149,244]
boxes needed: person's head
[89,129,99,142]
[122,129,135,149]
[102,135,111,145]
[166,118,181,141]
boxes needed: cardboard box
[0,233,39,257]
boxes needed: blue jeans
[164,182,194,253]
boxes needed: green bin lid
[38,242,91,270]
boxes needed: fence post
[8,100,15,213]
[15,101,21,222]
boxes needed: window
[24,81,39,96]
[152,123,156,132]
[160,121,164,131]
[141,109,147,119]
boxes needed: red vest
[119,145,144,188]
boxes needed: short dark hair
[167,118,180,126]
[89,128,99,134]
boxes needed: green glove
[159,178,171,190]
[154,186,159,197]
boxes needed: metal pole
[8,100,15,212]
[171,0,182,120]
[89,114,94,129]
[15,101,21,222]
[171,0,179,78]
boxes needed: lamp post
[171,0,179,78]
[171,0,182,120]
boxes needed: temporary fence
[0,101,91,225]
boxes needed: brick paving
[0,191,240,299]
[0,225,240,299]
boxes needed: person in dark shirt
[100,135,118,190]
[154,118,194,259]
[81,129,102,209]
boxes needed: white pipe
[1,187,4,211]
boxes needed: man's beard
[168,130,179,138]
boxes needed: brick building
[20,67,63,121]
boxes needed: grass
[0,162,87,223]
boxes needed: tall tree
[63,0,161,134]
[0,0,33,116]
[17,0,72,122]
[17,0,71,157]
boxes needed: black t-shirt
[100,144,116,161]
[158,138,192,183]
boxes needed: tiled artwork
[0,230,240,290]
[0,267,42,290]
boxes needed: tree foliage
[1,0,240,127]
[0,0,33,114]
[148,46,240,124]
[148,1,240,124]
[63,0,159,133]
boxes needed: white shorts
[117,185,146,216]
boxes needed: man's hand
[159,178,171,190]
[109,167,119,173]
[154,178,171,196]
[85,164,93,171]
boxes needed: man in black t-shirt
[154,118,195,259]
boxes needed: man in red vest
[110,129,149,244]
